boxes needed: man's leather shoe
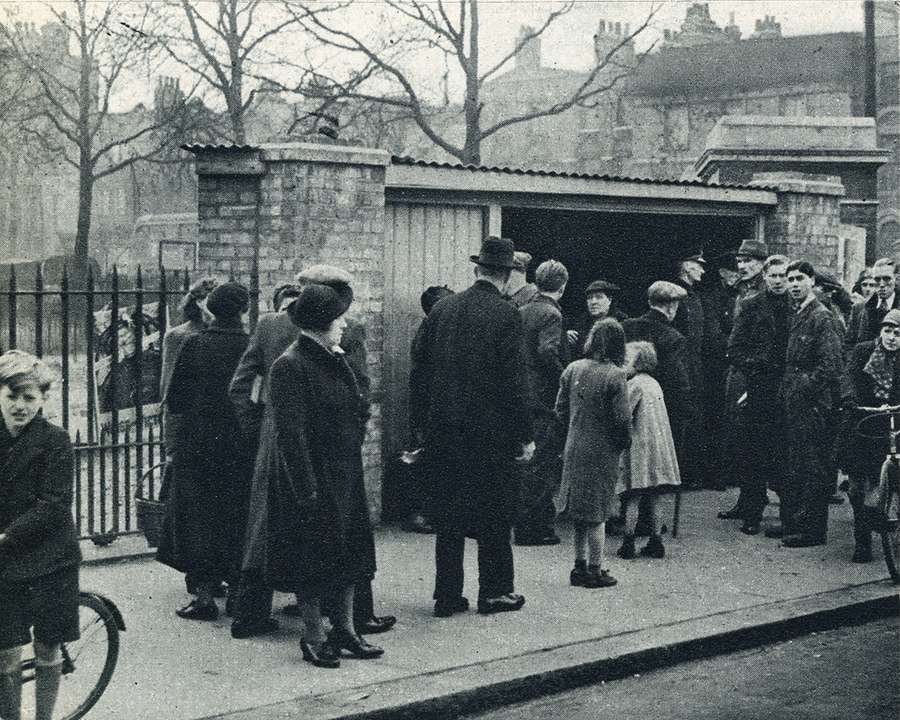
[764,525,785,538]
[477,593,525,615]
[329,628,384,659]
[782,533,826,548]
[514,533,561,546]
[583,569,617,588]
[740,521,761,536]
[355,615,396,635]
[300,639,341,668]
[231,617,279,639]
[717,505,743,520]
[851,544,873,563]
[434,596,469,618]
[176,600,218,621]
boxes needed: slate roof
[628,32,863,96]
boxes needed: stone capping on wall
[257,143,390,167]
[748,171,845,196]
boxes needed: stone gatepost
[188,142,390,518]
[750,171,845,275]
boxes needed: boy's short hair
[534,260,569,292]
[0,350,55,392]
[786,260,816,279]
[762,254,790,273]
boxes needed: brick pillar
[191,142,390,519]
[749,172,845,275]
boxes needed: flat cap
[296,264,353,286]
[733,238,769,260]
[647,280,687,304]
[511,251,533,272]
[881,309,900,328]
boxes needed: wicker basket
[135,462,167,548]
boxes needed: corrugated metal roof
[181,144,258,153]
[390,155,775,192]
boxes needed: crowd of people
[1,236,896,694]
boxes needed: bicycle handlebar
[857,404,900,413]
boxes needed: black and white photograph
[0,1,898,719]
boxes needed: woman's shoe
[616,534,636,559]
[570,562,588,587]
[328,628,384,659]
[176,599,219,621]
[300,639,341,668]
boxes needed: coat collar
[643,308,671,325]
[532,293,561,311]
[472,279,502,296]
[205,318,247,335]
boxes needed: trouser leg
[477,524,514,600]
[353,581,374,626]
[231,570,274,624]
[848,481,872,551]
[515,417,559,539]
[433,531,465,602]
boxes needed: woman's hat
[206,282,249,318]
[288,284,348,330]
[881,309,900,328]
[585,279,620,295]
[470,236,516,269]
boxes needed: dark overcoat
[0,417,80,583]
[409,280,533,533]
[622,309,692,435]
[520,294,570,415]
[159,319,206,450]
[264,335,375,597]
[156,320,253,581]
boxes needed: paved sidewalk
[78,490,898,720]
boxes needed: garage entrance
[502,207,757,318]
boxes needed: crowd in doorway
[2,235,896,688]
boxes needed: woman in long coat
[156,283,253,621]
[265,284,381,669]
[555,318,631,589]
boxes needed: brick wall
[191,143,390,519]
[751,172,844,274]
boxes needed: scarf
[863,341,896,401]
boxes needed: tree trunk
[74,163,93,262]
[462,0,481,165]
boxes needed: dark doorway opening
[502,207,756,318]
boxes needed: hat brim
[470,255,515,269]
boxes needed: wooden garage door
[381,203,484,457]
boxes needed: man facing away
[505,251,539,308]
[778,260,843,548]
[410,236,534,617]
[723,255,791,536]
[515,259,570,547]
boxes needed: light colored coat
[618,373,681,494]
[554,359,631,523]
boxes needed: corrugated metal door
[382,202,484,457]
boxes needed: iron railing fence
[3,264,190,541]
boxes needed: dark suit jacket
[0,416,80,582]
[622,309,691,431]
[520,293,570,414]
[410,279,533,457]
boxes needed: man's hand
[566,330,579,346]
[0,533,8,547]
[516,441,536,463]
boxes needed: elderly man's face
[680,260,705,286]
[881,324,900,352]
[872,266,896,300]
[736,255,764,281]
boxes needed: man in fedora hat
[732,239,768,316]
[411,236,534,617]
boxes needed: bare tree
[148,0,342,145]
[288,0,658,165]
[1,0,199,262]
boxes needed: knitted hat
[205,282,249,319]
[288,284,348,330]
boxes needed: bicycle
[20,591,124,720]
[855,404,900,584]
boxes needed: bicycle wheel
[880,473,900,585]
[53,592,120,720]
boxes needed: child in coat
[617,341,681,559]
